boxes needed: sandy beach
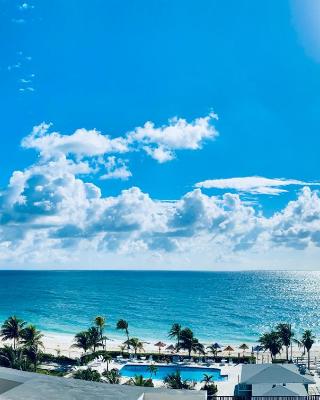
[39,330,320,363]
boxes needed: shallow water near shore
[0,270,320,344]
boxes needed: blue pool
[120,364,227,382]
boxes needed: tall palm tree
[1,316,26,349]
[206,344,218,358]
[168,323,182,347]
[88,326,102,352]
[102,353,112,371]
[195,342,205,358]
[116,319,129,348]
[177,327,201,357]
[20,325,43,349]
[72,331,91,354]
[259,331,282,360]
[276,323,294,361]
[119,344,126,356]
[301,330,315,370]
[125,338,144,355]
[94,316,106,348]
[20,325,44,372]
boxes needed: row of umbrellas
[153,341,252,354]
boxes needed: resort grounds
[1,317,320,396]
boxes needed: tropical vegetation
[164,370,194,389]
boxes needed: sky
[1,0,320,269]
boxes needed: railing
[209,397,320,400]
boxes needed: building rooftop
[239,364,315,385]
[0,367,205,400]
[252,383,308,397]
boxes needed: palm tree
[1,316,26,349]
[259,331,283,360]
[147,364,158,379]
[94,316,106,348]
[202,373,214,384]
[177,327,201,357]
[125,338,144,355]
[168,323,182,347]
[0,345,29,370]
[102,353,112,371]
[164,370,193,389]
[74,368,101,382]
[195,342,205,358]
[276,323,294,361]
[20,325,43,349]
[88,326,102,352]
[72,331,91,354]
[128,375,154,387]
[301,330,315,370]
[202,382,218,399]
[206,344,218,358]
[20,325,44,371]
[102,368,120,384]
[119,344,126,356]
[116,319,129,348]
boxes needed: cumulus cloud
[22,123,129,158]
[268,187,320,249]
[196,176,320,195]
[1,119,320,268]
[127,112,218,162]
[21,113,218,169]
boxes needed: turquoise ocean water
[0,270,320,343]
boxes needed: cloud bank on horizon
[0,114,320,270]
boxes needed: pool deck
[83,360,241,394]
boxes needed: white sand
[39,330,320,363]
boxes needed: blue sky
[1,0,320,269]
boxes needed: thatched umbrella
[166,344,176,353]
[239,343,249,356]
[224,345,234,357]
[155,341,166,354]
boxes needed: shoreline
[38,330,320,362]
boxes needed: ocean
[0,270,319,344]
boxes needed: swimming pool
[120,364,227,382]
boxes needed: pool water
[120,364,227,382]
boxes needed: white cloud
[196,176,320,195]
[100,156,132,180]
[22,124,129,158]
[1,121,320,268]
[21,113,218,175]
[127,112,218,162]
[268,187,320,249]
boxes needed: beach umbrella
[155,341,166,354]
[239,343,249,355]
[166,344,176,353]
[224,345,234,357]
[212,342,221,349]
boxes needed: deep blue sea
[0,270,320,344]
